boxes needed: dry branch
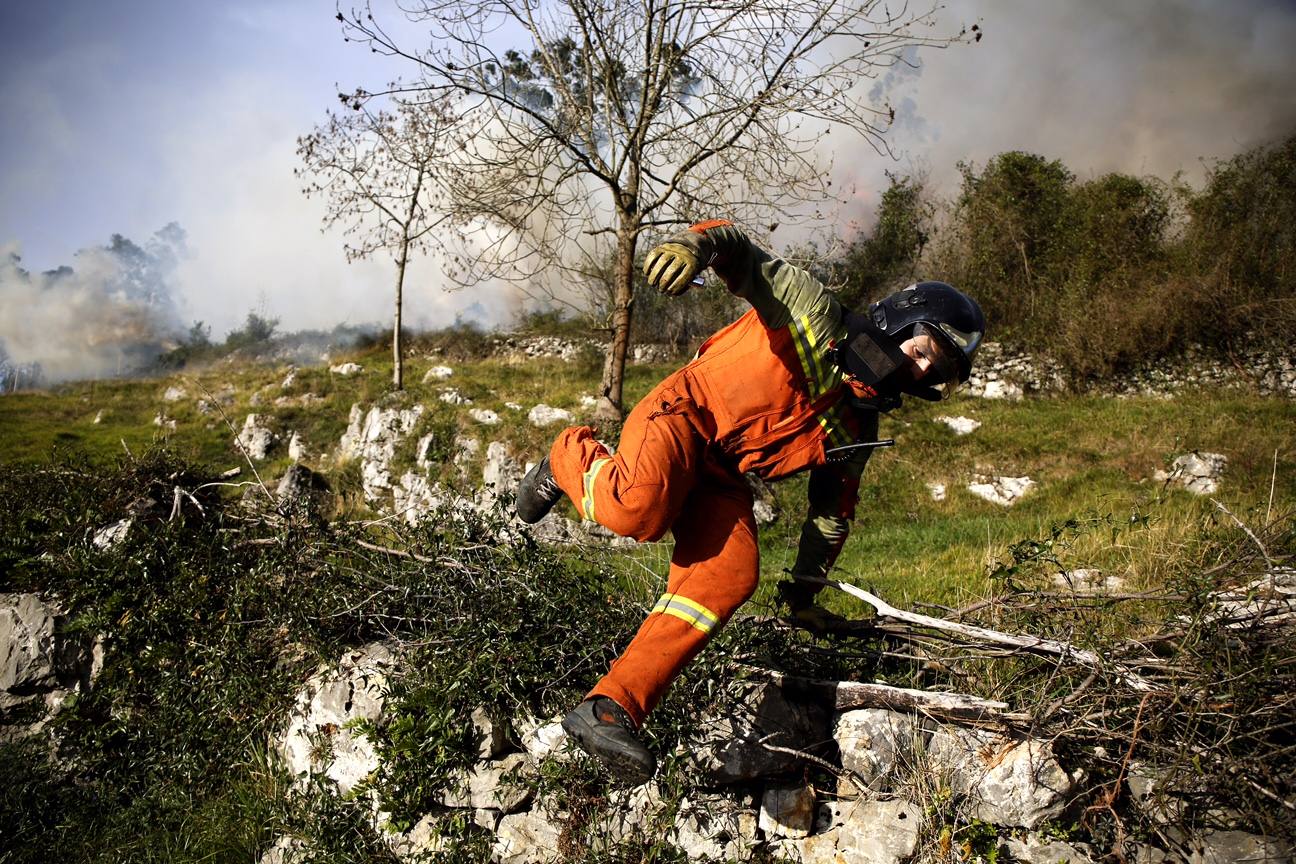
[806,576,1158,692]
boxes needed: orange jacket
[667,227,863,480]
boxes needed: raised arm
[643,220,841,336]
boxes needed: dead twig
[806,576,1158,692]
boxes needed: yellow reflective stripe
[818,404,853,449]
[650,593,720,635]
[581,458,610,521]
[789,319,823,398]
[791,315,839,399]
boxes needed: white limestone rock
[672,794,759,862]
[415,433,436,470]
[162,385,187,402]
[517,715,570,764]
[926,726,1075,828]
[833,708,922,791]
[337,404,425,501]
[505,401,524,411]
[275,642,397,794]
[482,442,523,499]
[494,808,564,864]
[437,752,533,813]
[588,783,670,850]
[423,365,454,381]
[927,481,947,502]
[472,706,510,760]
[528,404,573,427]
[329,362,363,376]
[792,798,922,864]
[1157,452,1227,496]
[287,431,307,461]
[752,499,779,525]
[1004,835,1097,864]
[236,414,276,461]
[91,518,133,551]
[440,387,472,405]
[760,785,816,840]
[468,407,501,425]
[967,475,1035,506]
[257,834,307,864]
[1178,830,1293,864]
[454,436,481,475]
[935,415,981,435]
[1052,569,1126,593]
[980,379,1024,400]
[1,594,62,697]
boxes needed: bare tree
[338,1,971,417]
[297,97,454,389]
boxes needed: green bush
[860,133,1296,380]
[833,172,933,312]
[1182,134,1296,339]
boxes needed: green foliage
[631,272,745,350]
[404,322,495,361]
[867,132,1296,380]
[946,151,1076,333]
[835,173,933,311]
[1183,134,1296,335]
[225,311,280,350]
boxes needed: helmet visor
[910,323,962,398]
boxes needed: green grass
[759,391,1295,610]
[2,342,1293,614]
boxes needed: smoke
[0,225,187,387]
[831,0,1296,228]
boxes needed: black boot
[516,456,563,524]
[561,697,656,784]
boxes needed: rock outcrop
[0,593,102,738]
[236,413,276,460]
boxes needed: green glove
[643,241,706,296]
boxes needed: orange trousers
[548,372,759,727]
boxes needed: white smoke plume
[0,225,187,388]
[830,0,1296,229]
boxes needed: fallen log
[750,668,1031,728]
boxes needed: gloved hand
[643,239,707,296]
[776,579,819,613]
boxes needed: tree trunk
[393,243,408,390]
[594,218,638,421]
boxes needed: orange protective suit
[547,225,878,728]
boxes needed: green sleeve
[788,410,879,600]
[707,228,842,338]
[790,453,868,582]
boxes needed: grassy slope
[3,342,1293,612]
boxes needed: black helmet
[870,281,985,389]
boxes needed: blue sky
[3,0,1295,339]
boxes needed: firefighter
[515,220,985,783]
